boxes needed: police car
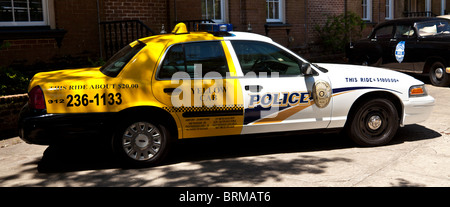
[19,23,435,166]
[347,17,450,86]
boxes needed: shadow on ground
[36,132,354,174]
[4,124,440,187]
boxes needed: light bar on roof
[196,23,233,33]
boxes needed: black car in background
[347,17,450,86]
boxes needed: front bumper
[18,103,115,145]
[402,95,435,126]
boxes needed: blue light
[196,23,233,33]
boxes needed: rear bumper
[402,95,435,126]
[18,103,115,145]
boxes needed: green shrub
[0,67,29,96]
[88,57,106,67]
[0,41,11,50]
[314,12,366,53]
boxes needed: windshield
[100,41,146,77]
[415,20,450,37]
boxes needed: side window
[230,40,302,77]
[159,44,185,79]
[395,25,416,38]
[374,25,393,39]
[184,41,228,78]
[0,0,50,27]
[158,41,229,79]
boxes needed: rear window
[416,20,450,37]
[100,41,146,77]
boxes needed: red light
[29,86,46,110]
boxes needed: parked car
[347,17,450,86]
[19,23,435,167]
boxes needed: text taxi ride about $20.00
[19,23,435,166]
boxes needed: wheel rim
[367,115,382,130]
[358,106,390,139]
[435,67,444,80]
[122,122,162,161]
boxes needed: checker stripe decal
[163,105,244,117]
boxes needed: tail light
[29,86,46,110]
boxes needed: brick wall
[0,39,59,67]
[307,0,346,43]
[0,94,28,139]
[285,0,307,47]
[55,0,100,59]
[170,0,202,24]
[241,0,266,34]
[101,0,168,33]
[0,0,101,68]
[0,0,102,69]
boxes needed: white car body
[224,32,434,135]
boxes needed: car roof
[375,17,450,28]
[138,30,273,46]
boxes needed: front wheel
[346,98,399,146]
[429,62,450,87]
[112,120,171,167]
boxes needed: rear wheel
[429,62,450,87]
[346,98,399,146]
[112,120,171,167]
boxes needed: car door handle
[164,88,183,94]
[390,38,397,42]
[245,85,263,92]
[163,88,176,93]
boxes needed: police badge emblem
[395,41,405,63]
[312,80,331,108]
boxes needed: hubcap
[122,122,162,161]
[135,134,150,148]
[435,68,444,79]
[367,115,382,130]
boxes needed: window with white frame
[441,0,446,15]
[386,0,393,20]
[202,0,226,23]
[362,0,372,21]
[266,0,284,23]
[425,0,431,17]
[0,0,49,26]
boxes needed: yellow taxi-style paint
[32,38,168,114]
[31,31,244,139]
[35,71,163,114]
[161,78,244,139]
[150,37,244,139]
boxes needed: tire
[429,62,450,87]
[112,119,171,167]
[346,98,399,146]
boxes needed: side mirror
[300,62,313,76]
